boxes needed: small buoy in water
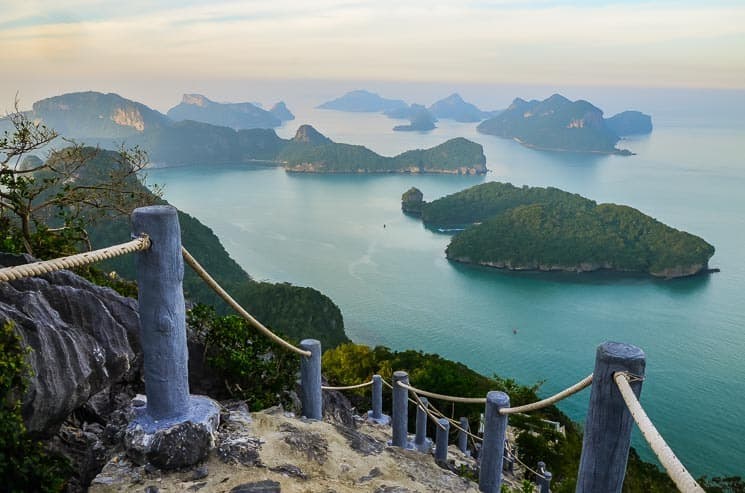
[513,328,517,335]
[383,224,386,228]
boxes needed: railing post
[435,418,450,462]
[367,374,390,425]
[132,205,189,419]
[391,371,410,448]
[126,205,220,469]
[538,461,552,493]
[299,339,322,420]
[576,342,645,493]
[415,397,432,452]
[479,391,509,493]
[458,416,469,454]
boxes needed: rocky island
[405,183,715,278]
[477,94,651,155]
[428,93,499,122]
[281,126,486,174]
[167,93,294,129]
[392,104,437,132]
[317,89,407,112]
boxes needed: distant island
[317,89,407,112]
[7,91,486,174]
[392,104,437,132]
[319,90,500,123]
[281,127,486,174]
[477,94,652,155]
[428,93,500,122]
[403,182,714,278]
[167,93,294,129]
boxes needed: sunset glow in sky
[1,0,744,107]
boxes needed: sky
[1,0,744,110]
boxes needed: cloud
[0,1,743,88]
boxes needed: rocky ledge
[91,403,484,493]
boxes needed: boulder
[0,253,142,435]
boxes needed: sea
[147,83,745,478]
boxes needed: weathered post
[478,391,510,493]
[458,416,470,454]
[435,418,450,462]
[391,371,410,448]
[537,461,552,493]
[541,471,553,493]
[367,374,390,425]
[414,397,432,452]
[126,205,220,469]
[300,339,322,420]
[576,342,645,493]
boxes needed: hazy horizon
[1,0,744,114]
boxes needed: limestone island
[392,104,437,132]
[403,182,715,278]
[281,126,486,174]
[477,94,652,155]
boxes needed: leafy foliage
[0,322,71,492]
[187,305,299,410]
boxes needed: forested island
[477,94,652,154]
[404,182,714,278]
[167,93,294,129]
[5,91,485,173]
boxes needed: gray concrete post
[478,391,510,493]
[372,375,383,419]
[392,371,409,447]
[576,342,645,493]
[541,471,553,493]
[435,418,450,462]
[132,205,189,420]
[415,397,428,444]
[367,374,390,425]
[458,416,469,453]
[300,339,322,420]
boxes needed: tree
[0,101,160,258]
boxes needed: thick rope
[322,380,374,391]
[397,381,487,404]
[181,247,312,358]
[0,235,151,282]
[614,372,705,493]
[409,387,447,431]
[500,374,593,415]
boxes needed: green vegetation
[0,322,71,492]
[280,130,486,174]
[419,181,586,227]
[187,305,299,410]
[410,182,714,277]
[477,94,626,154]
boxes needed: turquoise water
[148,89,745,477]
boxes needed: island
[476,94,642,155]
[167,93,292,129]
[16,91,486,172]
[317,89,407,112]
[428,93,499,122]
[269,101,295,121]
[605,110,653,135]
[405,182,715,278]
[281,126,486,174]
[392,104,437,132]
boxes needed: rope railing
[397,381,488,404]
[408,386,448,431]
[321,380,374,391]
[0,234,151,282]
[181,246,312,358]
[614,372,705,493]
[500,374,593,415]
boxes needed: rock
[218,402,263,466]
[230,480,281,493]
[358,467,383,482]
[0,253,142,436]
[145,486,160,493]
[269,463,307,480]
[279,423,329,464]
[322,386,356,427]
[124,395,221,469]
[334,424,384,456]
[401,187,424,216]
[192,465,209,480]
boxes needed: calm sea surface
[148,87,745,477]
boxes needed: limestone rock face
[0,253,142,435]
